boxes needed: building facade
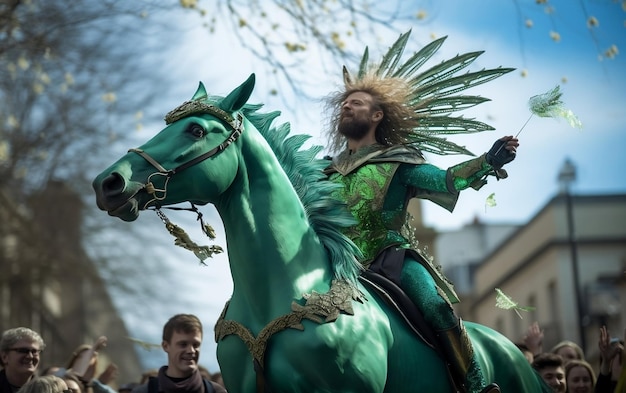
[468,193,626,361]
[0,182,143,385]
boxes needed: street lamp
[557,158,586,352]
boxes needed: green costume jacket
[324,143,499,304]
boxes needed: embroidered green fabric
[327,145,496,265]
[327,145,499,391]
[447,153,495,191]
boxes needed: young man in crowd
[132,314,225,393]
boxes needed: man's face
[338,91,379,141]
[539,366,566,392]
[162,329,202,378]
[0,339,41,380]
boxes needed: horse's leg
[217,336,260,393]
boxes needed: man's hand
[486,136,519,170]
[97,363,119,385]
[523,322,544,356]
[598,325,623,375]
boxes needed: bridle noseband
[128,106,244,209]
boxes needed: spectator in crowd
[58,373,81,393]
[55,337,117,393]
[596,325,623,393]
[208,374,223,389]
[16,375,68,393]
[565,360,595,393]
[131,314,226,393]
[551,341,585,364]
[66,337,118,387]
[532,353,566,392]
[1,327,45,393]
[523,321,585,364]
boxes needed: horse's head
[93,74,255,221]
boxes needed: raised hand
[523,322,544,356]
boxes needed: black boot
[479,383,501,393]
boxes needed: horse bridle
[128,108,244,209]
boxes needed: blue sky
[116,0,626,373]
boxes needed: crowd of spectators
[2,319,625,393]
[0,315,226,393]
[520,322,625,393]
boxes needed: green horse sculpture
[93,74,550,393]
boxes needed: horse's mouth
[104,198,142,222]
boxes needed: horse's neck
[217,142,332,318]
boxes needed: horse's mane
[237,102,363,285]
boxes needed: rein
[128,111,244,209]
[125,107,243,264]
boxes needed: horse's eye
[188,124,206,138]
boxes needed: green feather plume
[495,288,535,319]
[528,85,582,128]
[349,30,515,156]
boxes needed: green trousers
[400,257,487,393]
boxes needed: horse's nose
[99,172,126,198]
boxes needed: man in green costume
[323,46,519,392]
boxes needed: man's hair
[550,340,585,360]
[532,352,564,371]
[0,327,45,354]
[162,314,203,342]
[16,375,65,393]
[324,72,421,154]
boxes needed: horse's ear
[219,74,255,113]
[191,82,208,101]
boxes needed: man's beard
[338,116,370,140]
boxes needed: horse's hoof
[479,383,501,393]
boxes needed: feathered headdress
[327,30,515,155]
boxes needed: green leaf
[485,193,497,212]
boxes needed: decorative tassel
[155,208,223,265]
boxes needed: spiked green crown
[336,30,514,156]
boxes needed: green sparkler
[517,85,583,137]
